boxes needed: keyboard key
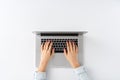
[41,39,78,53]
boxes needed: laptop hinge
[41,33,78,36]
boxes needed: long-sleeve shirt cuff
[73,66,87,74]
[34,71,46,80]
[73,66,90,80]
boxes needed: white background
[0,0,120,80]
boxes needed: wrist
[37,61,48,72]
[70,61,80,68]
[37,66,46,72]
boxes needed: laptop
[33,31,87,68]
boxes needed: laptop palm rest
[52,53,69,67]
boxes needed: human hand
[64,41,80,68]
[37,41,54,72]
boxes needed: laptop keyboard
[41,39,78,53]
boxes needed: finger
[48,42,53,51]
[64,48,67,57]
[45,40,50,51]
[75,45,78,54]
[66,41,70,53]
[41,43,44,52]
[72,41,75,52]
[69,40,72,52]
[44,41,48,49]
[51,48,55,57]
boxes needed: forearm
[35,62,48,80]
[37,61,48,72]
[74,66,90,80]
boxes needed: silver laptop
[33,31,87,68]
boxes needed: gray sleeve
[34,71,46,80]
[73,66,90,80]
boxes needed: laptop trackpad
[52,53,68,67]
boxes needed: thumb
[64,48,67,57]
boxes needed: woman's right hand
[64,41,80,68]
